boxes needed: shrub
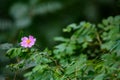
[6,15,120,80]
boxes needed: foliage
[6,15,120,80]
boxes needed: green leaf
[63,23,79,32]
[65,54,87,75]
[93,73,105,80]
[54,37,69,42]
[32,65,48,73]
[24,72,32,77]
[6,48,22,58]
[54,43,66,53]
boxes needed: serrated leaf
[6,48,22,58]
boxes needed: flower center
[26,39,31,44]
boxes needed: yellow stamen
[26,39,31,44]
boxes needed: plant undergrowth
[6,15,120,80]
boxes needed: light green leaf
[93,73,105,80]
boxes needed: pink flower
[20,35,36,48]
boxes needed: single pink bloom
[20,35,36,48]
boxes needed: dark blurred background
[0,0,120,79]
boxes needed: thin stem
[75,66,78,80]
[14,71,17,80]
[96,32,102,45]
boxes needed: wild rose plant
[6,16,120,80]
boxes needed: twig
[96,32,102,45]
[14,71,17,80]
